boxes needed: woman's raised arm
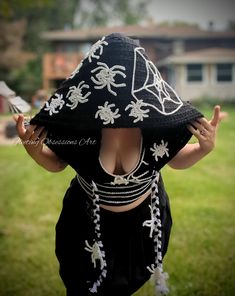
[13,114,68,172]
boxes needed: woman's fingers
[13,114,19,123]
[191,120,211,135]
[210,105,221,127]
[40,130,48,143]
[196,118,212,131]
[14,114,27,139]
[13,114,46,143]
[187,124,202,138]
[30,126,45,141]
[187,105,223,154]
[191,104,222,136]
[24,124,37,140]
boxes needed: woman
[14,33,222,295]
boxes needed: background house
[41,24,235,100]
[159,48,235,100]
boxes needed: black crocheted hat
[30,33,202,132]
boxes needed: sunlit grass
[0,105,234,296]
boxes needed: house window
[216,63,233,82]
[186,64,203,82]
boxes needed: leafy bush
[7,55,43,102]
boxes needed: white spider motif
[85,36,108,63]
[111,176,129,185]
[150,140,169,162]
[91,62,126,96]
[67,60,83,79]
[66,81,91,110]
[95,101,121,125]
[125,99,150,123]
[110,171,150,186]
[85,240,105,269]
[44,93,65,116]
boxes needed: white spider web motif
[128,47,183,121]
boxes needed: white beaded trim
[144,172,162,269]
[77,174,152,203]
[85,181,107,293]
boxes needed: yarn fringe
[152,268,169,295]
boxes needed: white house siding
[174,64,235,101]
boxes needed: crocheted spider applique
[44,93,65,115]
[95,101,121,125]
[125,99,150,123]
[85,36,108,63]
[91,62,126,96]
[84,240,106,269]
[66,81,91,110]
[150,140,169,162]
[111,173,147,185]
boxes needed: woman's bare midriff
[100,189,151,212]
[99,127,151,213]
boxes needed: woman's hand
[187,105,222,154]
[168,105,227,169]
[13,114,47,158]
[13,114,68,172]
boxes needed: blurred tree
[0,0,79,52]
[0,0,79,98]
[1,0,150,55]
[0,0,52,19]
[74,0,150,27]
[19,0,79,53]
[113,0,148,25]
[0,19,37,98]
[8,55,43,100]
[0,20,34,70]
[0,0,150,98]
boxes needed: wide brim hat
[30,33,203,134]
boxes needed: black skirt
[55,175,172,296]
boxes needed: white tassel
[153,268,169,295]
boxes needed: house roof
[41,24,235,42]
[158,48,235,65]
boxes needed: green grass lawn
[0,105,235,296]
